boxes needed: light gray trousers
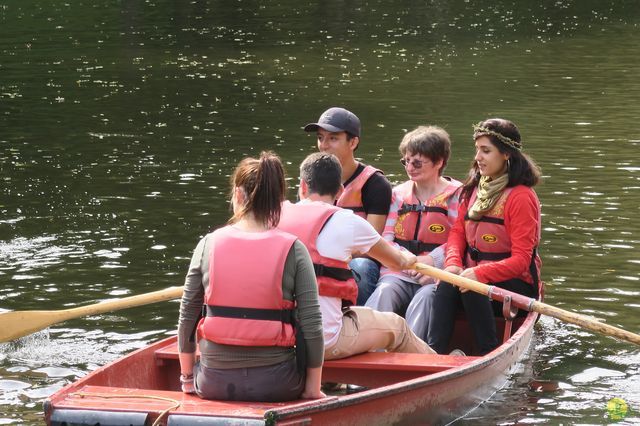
[365,275,437,341]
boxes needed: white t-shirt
[299,200,381,348]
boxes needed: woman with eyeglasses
[365,126,461,341]
[427,118,542,356]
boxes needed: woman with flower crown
[427,118,542,355]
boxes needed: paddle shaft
[413,263,640,346]
[0,286,184,343]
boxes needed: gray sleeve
[288,240,324,368]
[429,244,446,270]
[177,236,208,353]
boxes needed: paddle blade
[0,286,184,343]
[0,310,62,343]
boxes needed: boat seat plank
[155,341,479,373]
[323,352,479,373]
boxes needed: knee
[349,257,371,269]
[375,280,396,294]
[434,281,458,298]
[383,311,411,328]
[416,284,436,298]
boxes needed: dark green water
[1,0,640,423]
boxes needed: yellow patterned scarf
[467,174,509,220]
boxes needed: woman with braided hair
[427,118,542,355]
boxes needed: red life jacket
[464,187,541,288]
[198,225,297,347]
[279,201,358,305]
[337,164,382,218]
[393,179,461,255]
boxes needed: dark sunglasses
[400,158,424,169]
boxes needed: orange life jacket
[279,201,358,305]
[198,225,297,347]
[464,187,541,288]
[393,179,461,255]
[337,164,382,218]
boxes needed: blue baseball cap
[304,107,361,137]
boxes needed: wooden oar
[413,262,640,346]
[0,286,184,343]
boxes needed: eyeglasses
[400,158,425,169]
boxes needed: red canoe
[45,311,537,425]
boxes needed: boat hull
[45,312,537,425]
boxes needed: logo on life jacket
[429,224,446,233]
[482,234,498,243]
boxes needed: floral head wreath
[472,122,522,151]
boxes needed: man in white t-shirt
[279,152,434,360]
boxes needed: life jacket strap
[464,213,505,225]
[466,246,511,262]
[205,305,294,324]
[395,238,440,255]
[313,263,353,281]
[398,204,448,216]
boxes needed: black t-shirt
[343,163,392,216]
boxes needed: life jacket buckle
[398,203,424,215]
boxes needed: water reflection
[459,317,640,424]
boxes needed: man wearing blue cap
[304,107,392,305]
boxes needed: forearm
[305,336,325,368]
[428,245,446,269]
[178,238,207,352]
[300,366,326,399]
[179,352,196,375]
[305,367,323,392]
[290,241,325,368]
[444,204,467,268]
[178,351,197,394]
[473,244,536,283]
[178,283,204,352]
[177,286,203,353]
[368,238,415,271]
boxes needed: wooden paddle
[0,286,184,343]
[413,262,640,346]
